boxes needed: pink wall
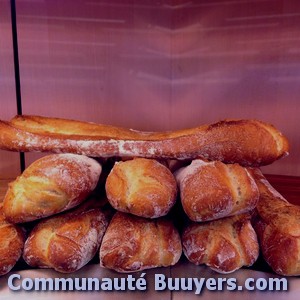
[0,0,299,177]
[0,0,20,179]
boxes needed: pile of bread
[0,115,299,277]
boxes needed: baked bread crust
[182,214,259,274]
[249,168,300,276]
[0,115,289,166]
[3,154,102,223]
[105,158,177,218]
[23,198,110,273]
[0,204,25,275]
[175,159,259,222]
[99,212,182,273]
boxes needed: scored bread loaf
[175,159,259,222]
[182,214,259,274]
[99,212,182,273]
[23,197,111,273]
[0,115,289,166]
[3,154,102,223]
[249,168,300,276]
[105,158,177,218]
[0,203,25,275]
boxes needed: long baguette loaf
[0,204,25,275]
[249,168,300,276]
[23,197,111,273]
[0,115,289,166]
[3,153,102,223]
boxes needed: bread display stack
[176,159,261,273]
[0,114,296,276]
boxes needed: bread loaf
[3,154,102,223]
[182,214,259,274]
[0,204,25,275]
[99,212,182,273]
[175,159,259,222]
[249,168,300,276]
[23,197,110,273]
[0,115,289,166]
[105,158,177,218]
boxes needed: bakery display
[0,204,25,276]
[175,159,259,222]
[0,115,289,166]
[99,212,182,273]
[3,153,102,223]
[249,168,300,276]
[23,197,111,273]
[0,115,297,278]
[105,158,177,218]
[182,214,259,274]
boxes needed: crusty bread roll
[23,197,110,273]
[182,214,259,274]
[3,154,102,223]
[0,115,289,166]
[99,212,182,273]
[175,159,259,222]
[249,168,300,276]
[105,158,177,218]
[0,203,25,275]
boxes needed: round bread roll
[105,158,177,218]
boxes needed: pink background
[0,0,299,177]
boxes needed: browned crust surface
[99,212,182,273]
[250,168,300,276]
[182,214,259,274]
[0,115,289,166]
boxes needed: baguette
[0,204,25,275]
[3,154,102,223]
[99,212,182,273]
[23,197,111,273]
[0,115,289,166]
[175,159,259,222]
[182,214,259,274]
[249,168,300,276]
[105,158,177,218]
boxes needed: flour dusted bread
[23,198,110,273]
[175,159,259,222]
[0,204,25,275]
[0,115,289,166]
[249,168,300,276]
[99,212,182,273]
[182,214,259,274]
[3,154,102,223]
[105,158,177,218]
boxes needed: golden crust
[249,168,300,276]
[0,204,25,275]
[105,158,177,218]
[0,115,289,166]
[23,198,110,273]
[175,160,259,222]
[99,212,182,273]
[3,154,102,223]
[182,214,259,274]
